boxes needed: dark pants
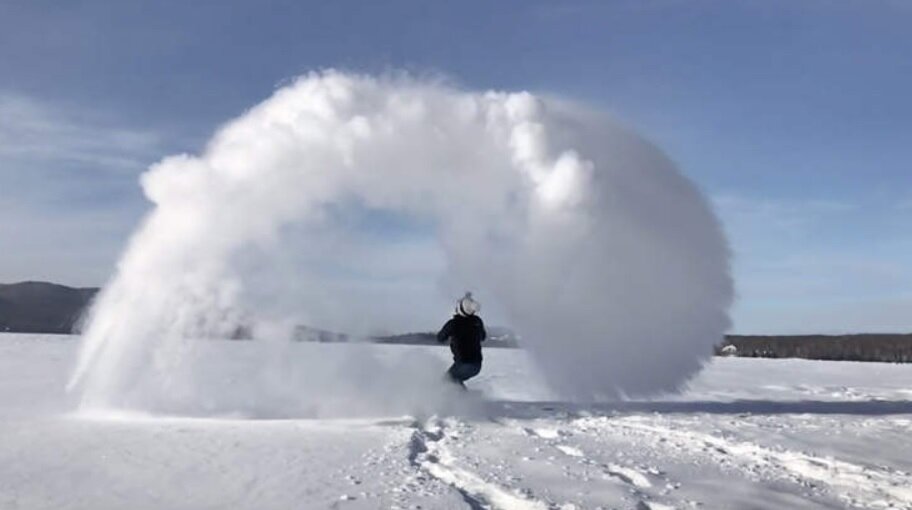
[447,361,482,386]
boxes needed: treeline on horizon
[4,282,912,363]
[719,334,912,363]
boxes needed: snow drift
[69,71,732,415]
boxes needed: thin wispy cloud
[712,194,857,217]
[712,194,856,239]
[0,93,163,286]
[713,193,912,333]
[0,92,161,172]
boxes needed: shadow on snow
[485,398,912,419]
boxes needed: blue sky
[1,0,910,333]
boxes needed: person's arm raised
[437,319,454,343]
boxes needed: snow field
[2,334,911,509]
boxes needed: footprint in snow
[555,445,585,457]
[522,427,562,439]
[636,501,675,510]
[603,463,652,488]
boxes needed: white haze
[68,71,733,415]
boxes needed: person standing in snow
[437,292,486,387]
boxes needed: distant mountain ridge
[0,281,521,346]
[2,282,909,363]
[0,282,98,334]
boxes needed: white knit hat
[456,292,480,316]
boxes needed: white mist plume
[69,70,732,414]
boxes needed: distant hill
[0,282,521,348]
[293,325,520,349]
[0,282,98,334]
[2,281,909,362]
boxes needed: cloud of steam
[69,71,732,414]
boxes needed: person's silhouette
[437,292,486,388]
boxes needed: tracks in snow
[397,407,912,509]
[405,414,679,510]
[408,417,548,510]
[518,416,682,509]
[589,415,912,510]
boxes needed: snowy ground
[1,334,911,510]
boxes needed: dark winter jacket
[437,314,486,363]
